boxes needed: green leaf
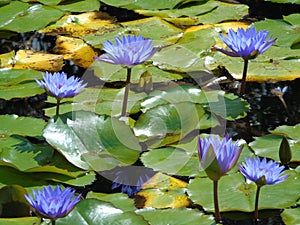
[0,69,42,86]
[84,17,182,47]
[0,217,41,225]
[0,185,29,217]
[249,134,300,161]
[136,208,215,225]
[282,207,300,225]
[134,102,205,148]
[86,192,136,211]
[100,0,183,10]
[56,199,149,225]
[56,0,100,12]
[1,3,64,32]
[0,115,46,137]
[141,147,204,176]
[187,171,300,212]
[43,111,141,171]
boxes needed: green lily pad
[264,0,300,4]
[100,0,183,10]
[56,0,100,12]
[43,111,141,171]
[0,69,42,86]
[86,192,136,211]
[0,2,64,32]
[141,147,202,176]
[83,17,182,47]
[0,217,41,225]
[187,171,300,212]
[281,207,300,225]
[249,124,300,162]
[134,102,206,148]
[92,61,184,84]
[136,208,215,225]
[56,199,149,225]
[0,185,29,217]
[0,115,46,137]
[254,18,300,48]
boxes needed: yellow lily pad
[136,173,190,209]
[53,36,97,68]
[13,50,64,71]
[39,11,114,37]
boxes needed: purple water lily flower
[198,135,243,181]
[94,34,159,67]
[239,157,289,186]
[214,27,276,60]
[36,71,87,100]
[24,185,81,220]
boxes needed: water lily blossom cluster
[36,72,87,116]
[94,34,159,116]
[214,27,276,95]
[198,135,243,223]
[24,185,81,224]
[239,157,289,223]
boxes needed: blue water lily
[239,156,289,186]
[215,27,276,60]
[198,135,243,181]
[36,71,87,100]
[36,71,87,116]
[214,27,276,95]
[95,34,159,67]
[24,185,81,222]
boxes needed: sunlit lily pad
[0,2,64,33]
[187,171,300,212]
[43,111,141,171]
[83,17,183,47]
[134,102,206,148]
[136,208,215,225]
[250,124,300,162]
[55,0,100,12]
[136,172,190,209]
[282,207,300,225]
[39,11,114,37]
[0,217,41,225]
[53,36,97,68]
[86,192,136,211]
[92,61,184,83]
[56,199,148,225]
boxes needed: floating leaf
[282,207,300,225]
[12,50,64,71]
[136,173,190,209]
[136,208,215,225]
[0,185,29,217]
[83,17,182,47]
[0,2,64,33]
[250,124,300,162]
[134,102,205,148]
[0,217,41,225]
[56,199,148,225]
[43,111,141,171]
[56,0,100,12]
[39,11,114,37]
[92,61,184,83]
[87,192,136,212]
[100,0,183,10]
[53,36,97,68]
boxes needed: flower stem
[213,180,221,223]
[51,219,56,225]
[240,59,249,96]
[56,98,61,117]
[121,67,132,117]
[254,186,261,224]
